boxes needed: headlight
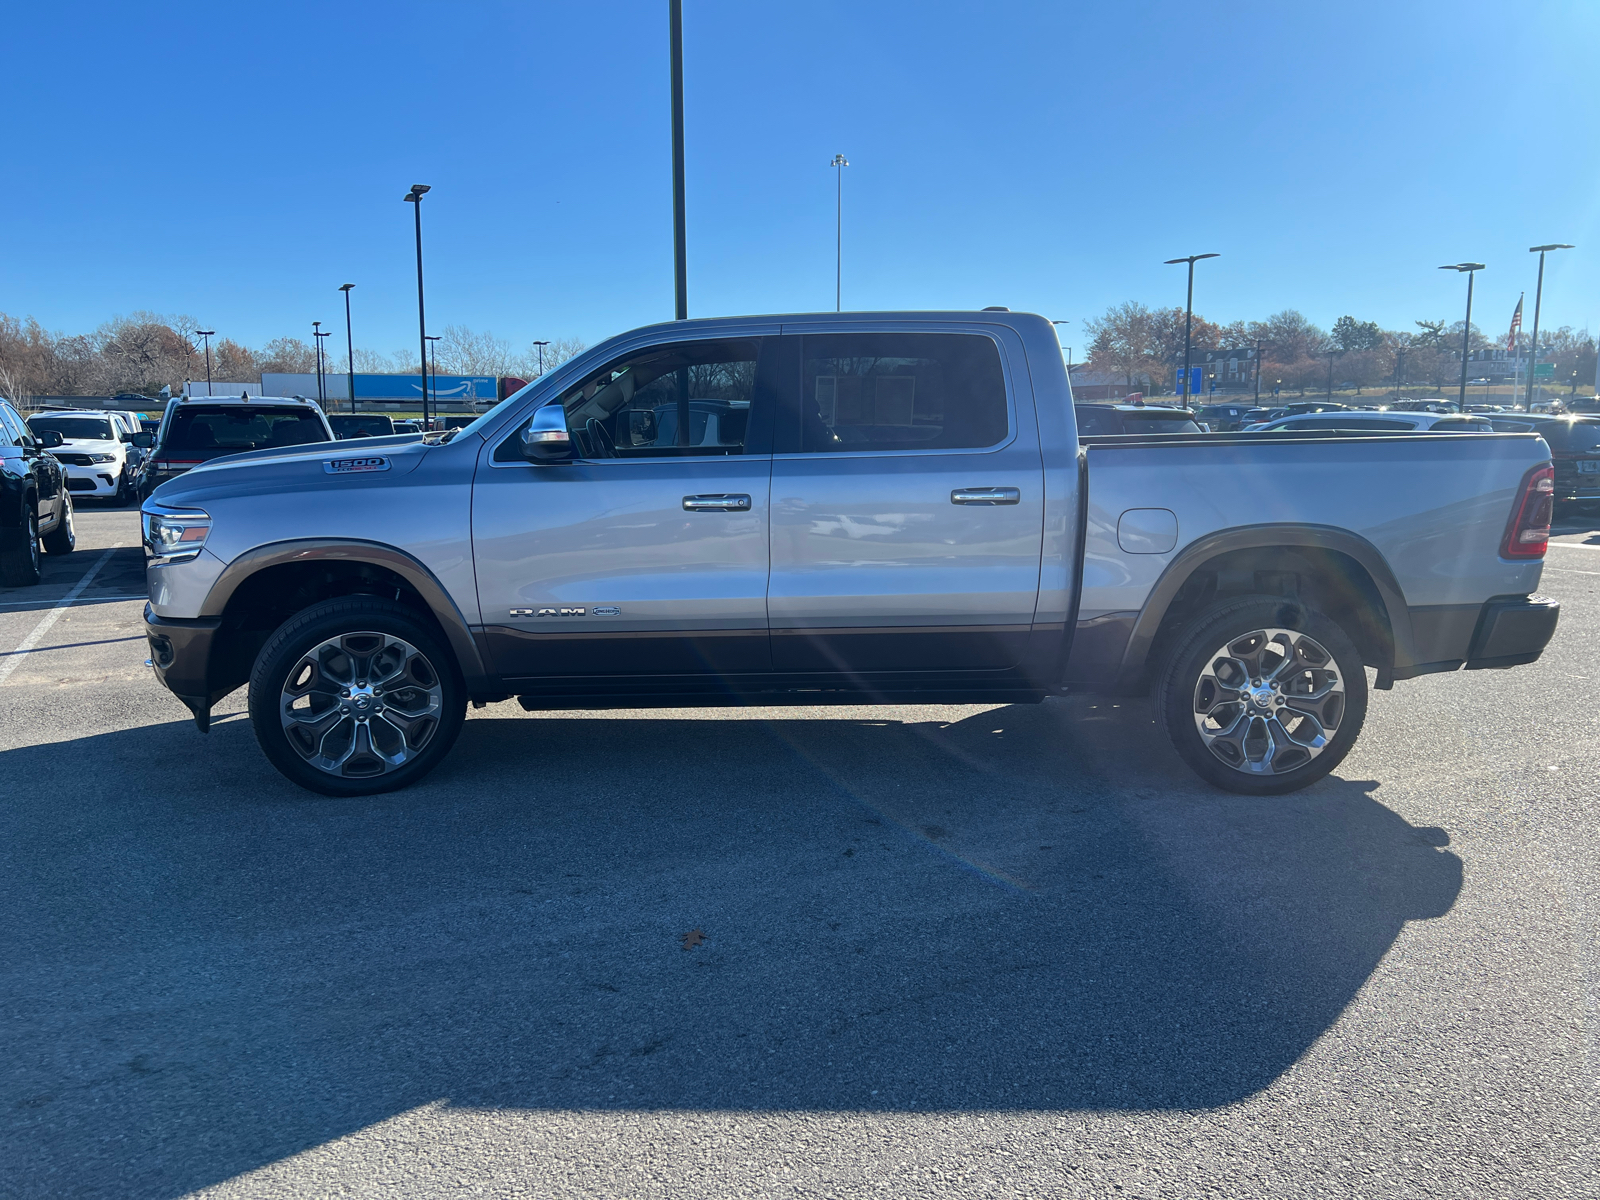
[142,506,211,564]
[89,453,116,463]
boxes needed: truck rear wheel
[248,597,466,797]
[1157,595,1368,795]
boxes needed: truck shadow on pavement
[2,697,1462,1197]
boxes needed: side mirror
[131,431,154,449]
[36,430,65,449]
[626,409,658,446]
[521,404,573,462]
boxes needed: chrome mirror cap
[521,405,573,462]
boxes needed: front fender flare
[201,538,491,691]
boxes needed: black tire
[42,493,75,555]
[1157,595,1368,796]
[0,504,41,586]
[248,597,466,797]
[114,469,134,506]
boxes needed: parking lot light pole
[425,335,440,421]
[403,184,432,427]
[1438,263,1485,411]
[339,284,356,414]
[195,330,215,396]
[533,340,549,376]
[669,0,687,320]
[312,322,325,404]
[1525,243,1574,412]
[314,328,332,406]
[1164,253,1219,407]
[832,154,849,311]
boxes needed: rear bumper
[145,604,222,729]
[1464,593,1560,670]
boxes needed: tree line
[0,310,585,404]
[1082,302,1598,395]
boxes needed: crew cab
[141,311,1560,798]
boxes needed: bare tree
[1084,302,1160,390]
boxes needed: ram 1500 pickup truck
[141,311,1560,797]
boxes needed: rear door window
[1074,407,1121,435]
[798,332,1008,453]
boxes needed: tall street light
[1438,262,1485,411]
[195,330,215,396]
[1525,243,1574,411]
[1253,337,1268,404]
[312,321,326,404]
[403,184,432,428]
[831,154,849,312]
[532,340,550,376]
[1325,349,1341,400]
[314,327,332,406]
[1164,253,1220,407]
[669,0,687,320]
[339,284,356,414]
[425,335,441,421]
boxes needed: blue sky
[4,0,1597,357]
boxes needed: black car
[1074,403,1204,435]
[0,400,75,586]
[1487,414,1600,507]
[1193,402,1257,431]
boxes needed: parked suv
[329,414,399,439]
[1,400,75,585]
[141,395,333,498]
[26,410,138,504]
[1073,404,1203,435]
[1487,415,1600,509]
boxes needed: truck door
[472,333,781,686]
[768,328,1044,675]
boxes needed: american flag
[1507,293,1523,351]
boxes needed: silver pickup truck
[141,311,1560,797]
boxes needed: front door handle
[683,494,752,511]
[951,487,1020,506]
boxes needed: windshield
[28,416,115,441]
[163,406,330,452]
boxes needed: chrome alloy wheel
[1191,626,1346,776]
[279,632,444,779]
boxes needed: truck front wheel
[1157,596,1368,795]
[248,597,466,797]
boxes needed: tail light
[152,459,202,471]
[1501,463,1554,559]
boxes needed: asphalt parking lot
[2,505,1597,1199]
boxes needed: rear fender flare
[200,539,490,690]
[1116,523,1416,688]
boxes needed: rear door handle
[951,487,1020,505]
[683,494,752,511]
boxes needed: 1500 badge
[323,456,390,474]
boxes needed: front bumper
[61,463,123,496]
[145,604,222,730]
[1464,593,1560,670]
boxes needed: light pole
[403,184,432,428]
[1164,253,1220,408]
[1325,349,1341,400]
[1438,262,1485,411]
[1051,320,1072,385]
[831,153,849,312]
[669,0,687,320]
[1525,243,1574,411]
[339,284,356,414]
[312,321,326,404]
[314,328,331,406]
[1394,346,1406,401]
[532,340,550,376]
[195,330,215,395]
[425,335,441,420]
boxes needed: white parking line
[0,594,147,609]
[0,547,122,687]
[1548,541,1600,550]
